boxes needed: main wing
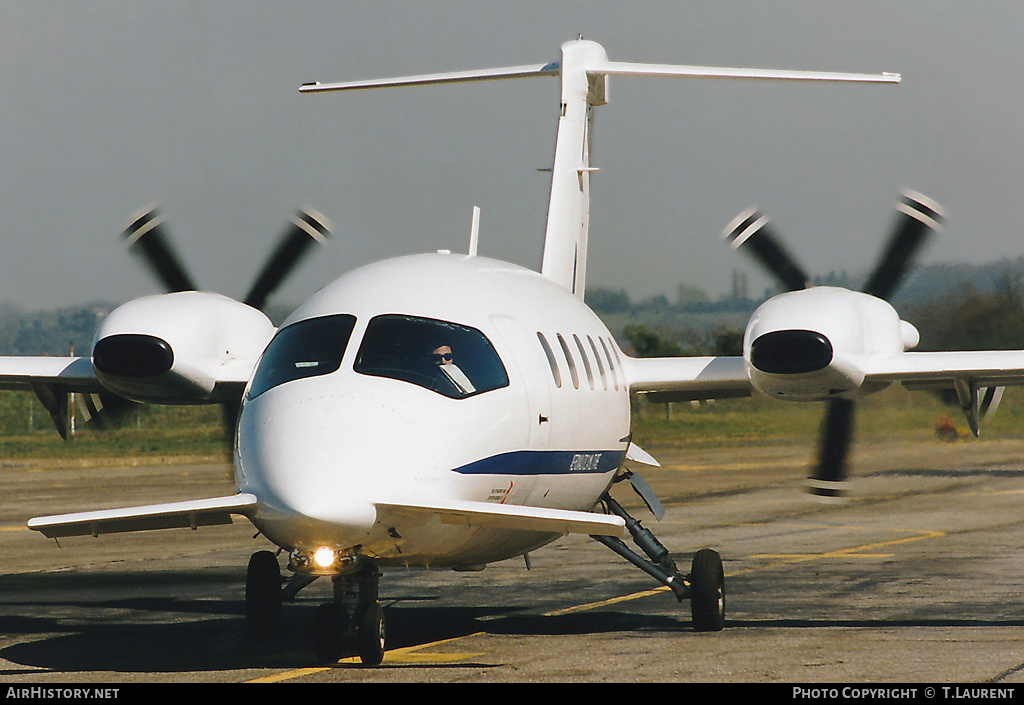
[620,347,1024,420]
[864,350,1024,388]
[0,356,102,393]
[0,356,107,438]
[622,355,751,403]
[0,349,255,437]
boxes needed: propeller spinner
[722,190,944,498]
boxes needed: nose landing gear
[244,550,386,666]
[314,563,386,665]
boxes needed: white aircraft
[12,39,1024,666]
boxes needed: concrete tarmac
[2,437,1024,684]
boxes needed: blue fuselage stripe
[451,449,625,476]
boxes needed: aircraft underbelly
[358,457,622,568]
[369,525,563,569]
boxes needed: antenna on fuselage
[299,41,899,299]
[468,206,481,257]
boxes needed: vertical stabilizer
[539,40,609,299]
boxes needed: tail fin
[538,40,607,298]
[301,40,899,300]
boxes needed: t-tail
[300,39,899,300]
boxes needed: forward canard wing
[27,494,258,539]
[375,499,625,538]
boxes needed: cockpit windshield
[353,314,509,399]
[247,314,357,399]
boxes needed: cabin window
[537,332,562,388]
[610,340,624,369]
[587,335,607,390]
[599,337,619,391]
[573,334,594,389]
[557,333,579,389]
[354,314,509,399]
[247,314,357,399]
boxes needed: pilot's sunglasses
[433,352,453,362]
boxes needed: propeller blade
[722,208,811,292]
[244,208,331,310]
[221,400,240,443]
[807,397,855,499]
[78,392,139,430]
[861,190,943,300]
[122,206,198,293]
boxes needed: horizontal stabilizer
[300,63,559,94]
[591,61,899,84]
[376,498,624,538]
[28,493,258,538]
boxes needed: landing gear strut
[314,562,385,665]
[245,550,386,665]
[592,494,725,632]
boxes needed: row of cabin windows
[536,331,622,391]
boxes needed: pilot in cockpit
[430,342,476,395]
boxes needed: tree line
[2,258,1024,359]
[594,259,1024,358]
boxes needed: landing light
[313,546,336,569]
[290,546,360,575]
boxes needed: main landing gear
[244,550,387,666]
[592,493,725,632]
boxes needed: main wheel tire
[357,602,386,666]
[690,548,725,632]
[245,550,282,633]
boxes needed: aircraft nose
[235,385,438,546]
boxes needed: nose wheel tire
[689,548,725,632]
[357,602,386,666]
[245,550,282,633]
[313,601,386,665]
[314,602,347,663]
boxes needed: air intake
[750,330,832,375]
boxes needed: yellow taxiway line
[246,521,946,682]
[245,635,486,683]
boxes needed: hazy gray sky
[2,1,1022,311]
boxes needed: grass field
[0,384,1018,463]
[0,393,230,462]
[631,384,1024,450]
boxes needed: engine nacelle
[92,291,275,404]
[744,287,919,401]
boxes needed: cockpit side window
[247,314,357,399]
[354,314,509,399]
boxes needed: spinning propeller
[722,191,944,498]
[122,205,331,309]
[86,205,331,434]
